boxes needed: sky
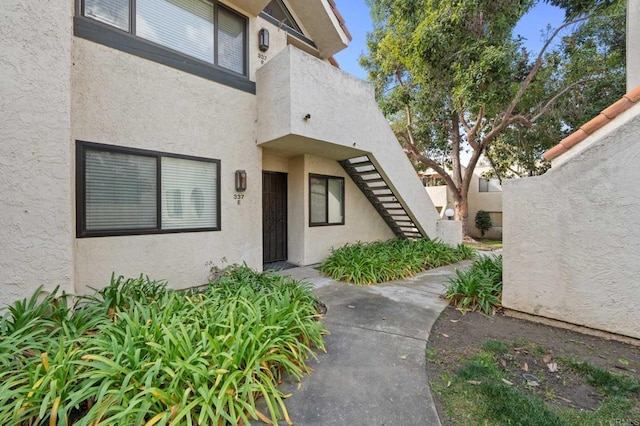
[333,1,566,80]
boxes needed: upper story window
[81,0,247,76]
[262,0,301,33]
[478,177,502,192]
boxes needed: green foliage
[445,255,503,315]
[0,267,326,425]
[363,0,626,217]
[475,210,493,237]
[435,342,640,425]
[319,238,474,285]
[562,360,640,396]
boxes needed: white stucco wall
[0,0,75,307]
[502,103,640,339]
[72,39,262,292]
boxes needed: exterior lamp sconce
[258,28,269,52]
[444,208,455,220]
[235,170,247,192]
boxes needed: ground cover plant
[0,265,326,425]
[426,307,640,426]
[319,238,474,285]
[444,255,502,315]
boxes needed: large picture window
[79,0,247,76]
[309,174,345,226]
[77,141,220,237]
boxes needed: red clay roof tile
[580,114,610,135]
[543,85,640,161]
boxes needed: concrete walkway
[274,260,473,426]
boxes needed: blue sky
[333,1,566,80]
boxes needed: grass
[0,265,326,425]
[444,255,502,315]
[430,340,640,425]
[319,238,474,285]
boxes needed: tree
[475,210,492,237]
[361,0,625,235]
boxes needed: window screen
[85,149,157,231]
[217,7,245,73]
[84,0,130,31]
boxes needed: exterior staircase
[340,156,423,239]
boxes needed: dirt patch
[426,307,640,423]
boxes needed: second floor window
[82,0,247,75]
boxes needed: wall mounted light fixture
[445,208,455,220]
[259,28,269,52]
[235,170,247,192]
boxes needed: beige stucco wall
[502,103,640,339]
[0,0,75,307]
[262,152,395,265]
[304,155,395,264]
[72,38,262,292]
[467,170,503,239]
[256,46,459,244]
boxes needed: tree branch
[529,77,595,123]
[503,16,590,122]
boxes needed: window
[79,0,248,76]
[309,174,344,226]
[488,212,503,228]
[479,177,502,192]
[77,141,220,237]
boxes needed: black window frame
[76,140,221,238]
[74,0,255,94]
[308,173,345,227]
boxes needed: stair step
[346,160,374,168]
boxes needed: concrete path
[274,260,473,426]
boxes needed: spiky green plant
[445,255,503,315]
[319,238,474,285]
[0,266,326,425]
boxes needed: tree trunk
[454,197,469,237]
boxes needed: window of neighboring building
[77,141,220,237]
[488,212,503,228]
[79,0,248,76]
[478,177,502,192]
[309,174,344,226]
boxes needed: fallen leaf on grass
[547,363,558,373]
[527,380,540,387]
[450,320,459,323]
[618,358,630,366]
[441,333,449,338]
[348,305,355,309]
[466,380,481,385]
[543,354,553,363]
[499,358,507,368]
[522,362,529,372]
[502,379,513,386]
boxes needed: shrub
[475,210,492,236]
[319,238,474,285]
[445,255,502,315]
[0,267,325,425]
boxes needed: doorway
[262,172,288,264]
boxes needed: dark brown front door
[263,172,287,263]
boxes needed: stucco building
[502,0,640,340]
[423,163,504,239]
[0,0,460,306]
